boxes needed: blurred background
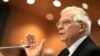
[0,0,100,56]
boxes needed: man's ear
[79,23,86,33]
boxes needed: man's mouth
[59,32,65,35]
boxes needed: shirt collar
[68,35,87,56]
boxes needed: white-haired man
[24,6,100,56]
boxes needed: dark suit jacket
[58,36,100,56]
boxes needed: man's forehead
[59,15,75,22]
[59,18,71,22]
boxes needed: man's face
[56,11,81,46]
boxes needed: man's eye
[63,21,70,24]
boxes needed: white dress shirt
[68,35,87,56]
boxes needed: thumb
[39,39,46,48]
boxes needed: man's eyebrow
[58,18,72,23]
[60,19,71,22]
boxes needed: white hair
[61,6,91,34]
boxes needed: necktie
[65,49,70,56]
[58,48,70,56]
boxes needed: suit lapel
[71,36,91,56]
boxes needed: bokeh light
[26,0,35,4]
[82,3,88,9]
[53,0,61,7]
[46,13,54,20]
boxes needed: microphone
[0,45,30,49]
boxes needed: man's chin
[60,38,66,42]
[59,35,67,42]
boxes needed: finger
[25,33,36,44]
[39,39,46,48]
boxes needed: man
[24,6,100,56]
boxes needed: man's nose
[57,23,64,30]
